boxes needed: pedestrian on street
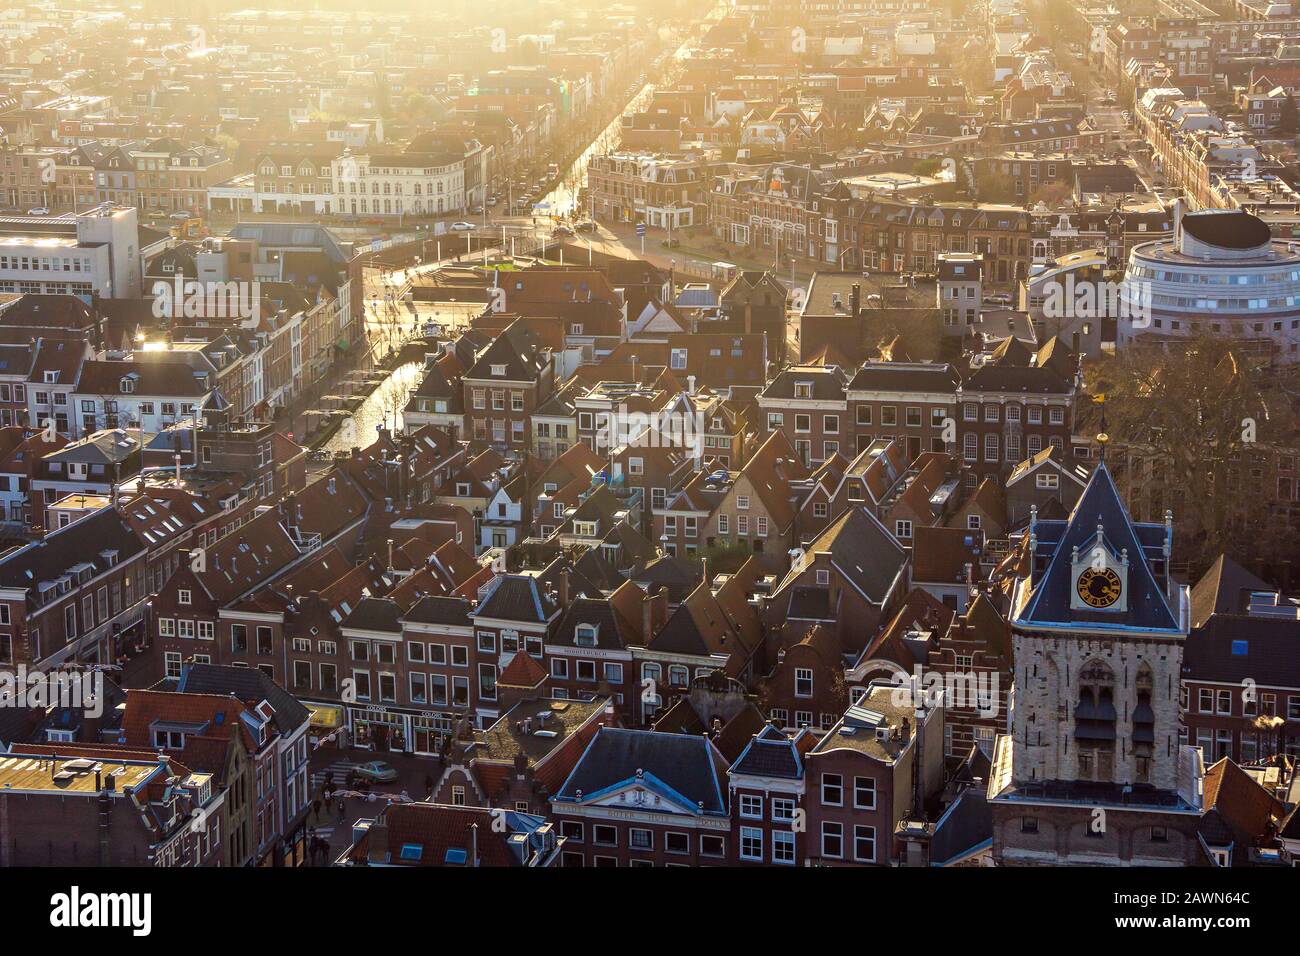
[336,797,346,822]
[424,773,434,799]
[313,798,322,822]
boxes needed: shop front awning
[307,703,344,729]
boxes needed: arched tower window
[1132,664,1155,783]
[1075,660,1117,780]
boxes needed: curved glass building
[1120,206,1300,362]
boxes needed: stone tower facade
[989,460,1204,865]
[1010,632,1184,791]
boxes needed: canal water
[322,360,423,453]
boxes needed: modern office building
[1120,203,1300,362]
[0,203,141,299]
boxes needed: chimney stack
[850,284,861,317]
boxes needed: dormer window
[120,376,135,393]
[490,364,506,377]
[575,623,598,647]
[43,371,59,384]
[794,382,813,399]
[153,729,185,750]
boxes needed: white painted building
[0,203,140,299]
[332,151,467,218]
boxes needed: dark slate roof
[46,428,143,466]
[929,786,993,865]
[730,724,803,779]
[342,597,403,633]
[1182,210,1271,250]
[962,363,1072,394]
[1190,555,1275,630]
[0,700,39,746]
[572,549,627,593]
[552,597,631,650]
[175,663,310,737]
[404,595,472,627]
[633,555,702,604]
[464,320,548,382]
[787,585,832,620]
[1183,614,1300,686]
[473,574,559,623]
[848,362,960,393]
[759,365,846,401]
[77,359,210,396]
[555,727,727,814]
[0,506,145,601]
[815,506,908,605]
[648,603,710,656]
[406,363,463,409]
[1017,462,1179,632]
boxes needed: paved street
[303,747,448,864]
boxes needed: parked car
[26,207,49,216]
[170,210,193,220]
[552,224,575,237]
[450,221,475,231]
[575,220,596,232]
[353,761,398,784]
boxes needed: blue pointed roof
[1016,461,1181,633]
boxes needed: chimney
[366,818,390,864]
[1173,196,1185,247]
[642,590,654,641]
[850,283,861,316]
[686,374,696,395]
[556,568,570,608]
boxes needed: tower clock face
[1076,566,1122,608]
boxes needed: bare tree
[1087,339,1299,573]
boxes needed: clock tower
[1068,527,1129,613]
[988,460,1206,865]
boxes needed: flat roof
[0,754,161,795]
[0,236,80,249]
